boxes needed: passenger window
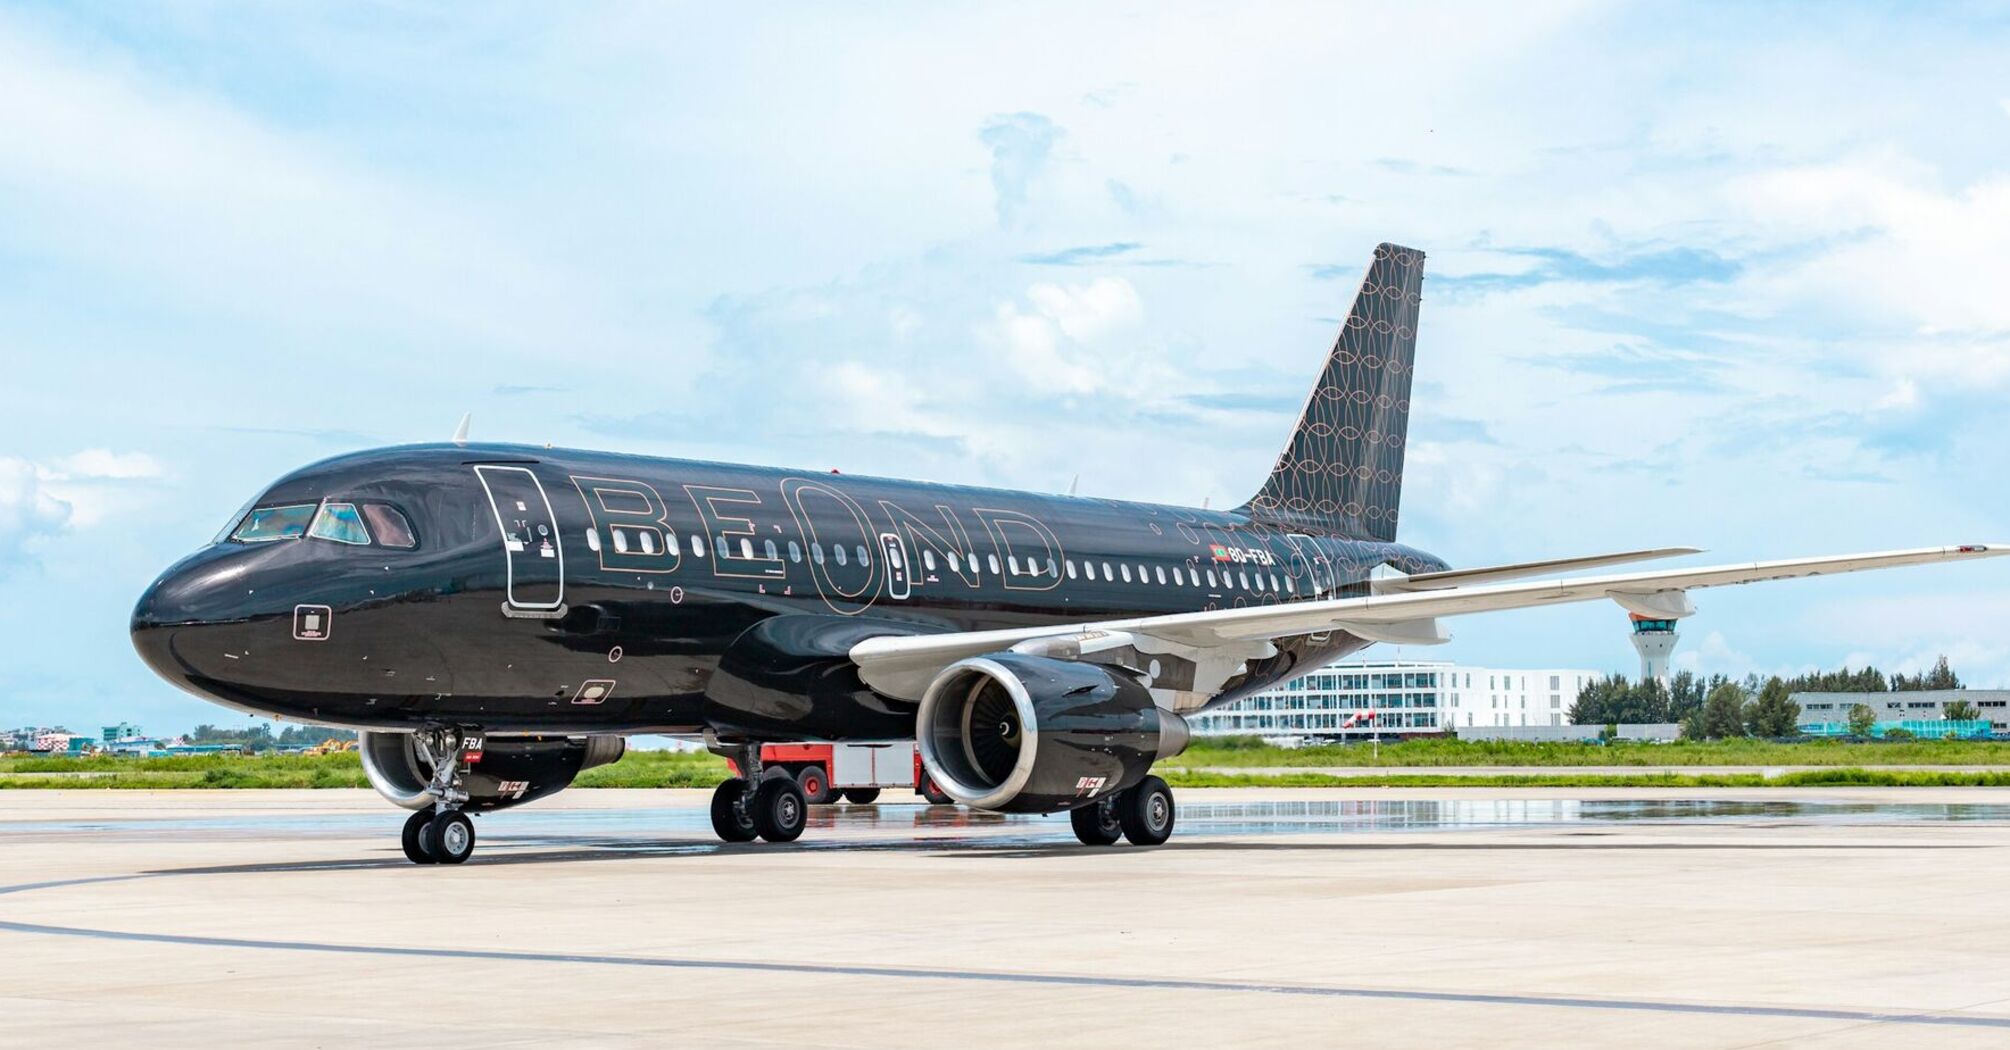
[890,546,904,569]
[640,531,658,555]
[692,535,707,557]
[988,554,1001,574]
[1285,576,1297,593]
[740,538,755,560]
[309,502,371,545]
[1120,564,1132,583]
[1206,569,1218,587]
[586,529,602,553]
[1270,573,1281,592]
[788,541,802,563]
[1239,571,1251,589]
[856,544,869,566]
[361,504,416,549]
[1102,561,1114,580]
[1066,560,1077,579]
[922,550,935,572]
[947,552,960,573]
[230,504,316,543]
[1155,566,1167,585]
[812,543,825,565]
[834,544,848,566]
[1047,558,1058,577]
[764,539,778,561]
[1008,556,1021,576]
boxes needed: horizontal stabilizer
[1373,547,1702,594]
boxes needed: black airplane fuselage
[131,442,1447,740]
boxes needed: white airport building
[1188,659,1603,741]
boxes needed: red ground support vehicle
[728,741,955,805]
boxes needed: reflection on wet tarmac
[12,797,2010,842]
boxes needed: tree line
[185,724,359,750]
[1567,656,1972,740]
[1777,655,1963,694]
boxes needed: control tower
[1629,614,1679,685]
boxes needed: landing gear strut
[1070,776,1176,847]
[707,741,807,844]
[401,727,479,865]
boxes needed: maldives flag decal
[1210,544,1231,561]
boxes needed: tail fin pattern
[1240,242,1424,542]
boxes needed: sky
[3,1,2009,735]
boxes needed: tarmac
[7,786,2010,1048]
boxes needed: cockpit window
[229,504,316,543]
[361,504,417,549]
[309,502,372,545]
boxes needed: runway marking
[2,913,2008,1030]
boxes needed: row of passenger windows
[594,527,1304,595]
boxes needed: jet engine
[359,731,626,812]
[916,653,1189,813]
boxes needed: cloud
[981,276,1146,395]
[1434,245,1742,293]
[1872,377,1919,411]
[27,449,168,529]
[978,113,1061,228]
[0,458,72,574]
[1018,242,1141,266]
[49,449,163,480]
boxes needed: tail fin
[1239,242,1424,541]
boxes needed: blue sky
[3,2,2009,734]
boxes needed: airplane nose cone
[131,550,240,690]
[131,565,191,686]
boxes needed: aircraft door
[1289,533,1336,596]
[475,465,565,611]
[879,532,911,599]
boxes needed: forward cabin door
[474,465,565,612]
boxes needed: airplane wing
[850,544,2007,704]
[1372,546,1701,593]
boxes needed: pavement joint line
[2,910,2008,1029]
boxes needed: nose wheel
[399,727,481,865]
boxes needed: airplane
[130,242,2007,864]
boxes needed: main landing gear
[402,727,479,865]
[1070,775,1176,847]
[708,742,807,844]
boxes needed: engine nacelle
[916,653,1189,813]
[359,732,625,812]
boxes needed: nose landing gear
[400,727,481,865]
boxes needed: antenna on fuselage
[451,412,471,446]
[1067,474,1079,496]
[1202,495,1211,510]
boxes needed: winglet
[451,412,471,446]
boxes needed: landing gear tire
[1070,797,1123,846]
[426,810,476,864]
[402,808,439,865]
[1118,775,1176,847]
[919,777,953,806]
[797,765,834,805]
[842,788,881,805]
[710,777,759,842]
[752,776,808,843]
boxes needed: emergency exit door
[474,465,565,611]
